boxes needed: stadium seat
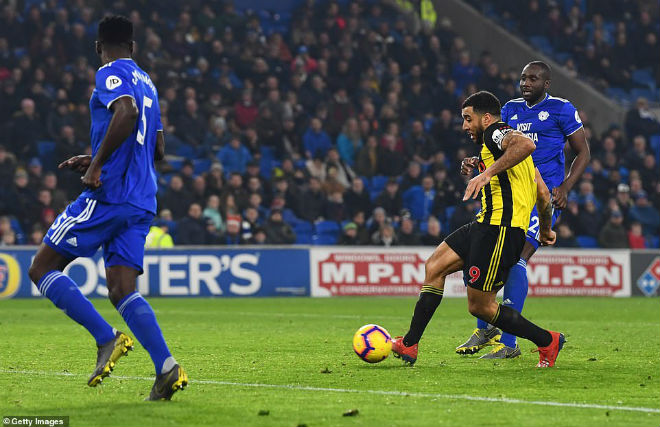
[529,36,553,55]
[175,144,195,158]
[631,88,659,102]
[168,159,183,171]
[402,185,425,220]
[419,221,428,233]
[315,220,340,235]
[649,135,660,164]
[371,175,389,193]
[193,159,212,175]
[295,231,313,244]
[576,235,598,248]
[647,236,660,249]
[632,68,656,91]
[37,140,56,170]
[293,221,313,235]
[313,234,338,245]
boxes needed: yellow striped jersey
[475,122,536,230]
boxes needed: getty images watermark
[3,417,68,427]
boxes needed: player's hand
[539,229,557,246]
[552,185,568,209]
[81,163,102,189]
[463,173,490,201]
[58,155,92,174]
[460,156,479,175]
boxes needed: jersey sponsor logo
[492,127,513,149]
[517,123,532,132]
[510,114,518,120]
[105,75,122,90]
[574,110,582,124]
[538,111,549,121]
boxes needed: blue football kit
[45,58,162,272]
[502,93,583,249]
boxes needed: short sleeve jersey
[501,94,583,191]
[82,58,162,214]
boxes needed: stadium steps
[576,235,599,248]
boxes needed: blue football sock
[499,259,529,348]
[116,292,174,375]
[38,270,116,345]
[476,318,490,329]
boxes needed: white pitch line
[1,369,658,414]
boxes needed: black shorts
[444,221,525,292]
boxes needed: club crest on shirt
[106,75,122,90]
[538,111,549,121]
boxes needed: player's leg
[29,199,117,348]
[105,210,187,399]
[496,207,559,353]
[392,225,466,365]
[466,225,564,367]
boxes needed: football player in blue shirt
[28,16,187,400]
[456,61,590,358]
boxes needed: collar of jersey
[525,93,549,110]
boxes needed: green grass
[0,297,658,427]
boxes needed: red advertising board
[310,248,631,297]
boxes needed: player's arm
[535,168,556,246]
[155,130,165,161]
[463,131,535,200]
[552,127,590,209]
[82,96,139,189]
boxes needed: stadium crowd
[0,0,658,249]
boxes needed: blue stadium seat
[403,185,425,220]
[631,88,659,102]
[647,236,660,249]
[419,221,429,233]
[175,144,195,158]
[632,68,656,91]
[576,235,598,248]
[37,140,56,170]
[293,221,313,234]
[371,175,388,193]
[529,36,553,55]
[313,234,338,245]
[315,220,340,235]
[295,232,313,244]
[168,159,183,171]
[193,159,212,175]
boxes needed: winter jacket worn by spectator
[598,212,629,248]
[303,126,332,159]
[264,210,296,244]
[176,205,207,245]
[218,138,253,175]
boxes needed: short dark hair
[98,15,133,46]
[462,91,501,116]
[525,61,551,79]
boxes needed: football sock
[489,303,552,348]
[38,270,116,345]
[499,259,529,348]
[476,318,489,329]
[116,292,174,375]
[403,285,443,346]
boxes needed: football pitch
[0,297,658,427]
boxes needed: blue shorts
[44,196,154,273]
[525,205,561,250]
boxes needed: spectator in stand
[577,196,602,237]
[375,178,403,219]
[336,118,363,167]
[405,120,437,166]
[145,220,174,248]
[628,221,647,249]
[624,135,649,172]
[303,117,332,159]
[399,162,423,192]
[159,175,193,220]
[176,203,207,245]
[598,210,629,248]
[615,183,633,220]
[203,194,224,234]
[220,215,245,245]
[355,135,381,178]
[9,98,42,161]
[299,177,325,222]
[264,209,295,244]
[625,98,660,140]
[204,217,224,245]
[218,137,252,175]
[372,223,398,247]
[338,222,360,245]
[640,155,658,194]
[344,178,371,218]
[234,90,259,129]
[398,216,421,246]
[555,223,580,248]
[421,216,445,246]
[324,190,346,222]
[449,200,477,232]
[175,98,206,148]
[629,191,660,237]
[325,147,356,189]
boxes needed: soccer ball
[352,324,392,363]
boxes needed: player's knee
[28,263,46,286]
[467,300,492,320]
